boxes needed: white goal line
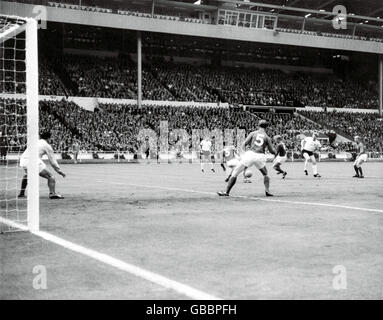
[0,216,221,300]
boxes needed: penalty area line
[100,181,383,214]
[0,216,221,300]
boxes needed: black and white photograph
[0,0,382,304]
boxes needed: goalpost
[0,16,39,232]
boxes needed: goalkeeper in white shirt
[18,131,66,199]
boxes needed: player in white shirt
[18,131,66,199]
[200,137,215,173]
[301,132,322,178]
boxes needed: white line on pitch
[0,217,221,300]
[98,181,383,214]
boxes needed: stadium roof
[99,1,383,23]
[164,0,383,21]
[247,0,383,18]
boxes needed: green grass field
[1,161,383,299]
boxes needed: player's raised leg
[272,135,287,179]
[273,161,287,179]
[218,120,276,197]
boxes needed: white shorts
[354,154,368,167]
[240,151,266,170]
[227,158,240,168]
[20,158,47,173]
[273,155,287,166]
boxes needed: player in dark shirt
[218,120,276,197]
[353,136,367,178]
[272,135,287,179]
[144,136,150,163]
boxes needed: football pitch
[1,161,383,299]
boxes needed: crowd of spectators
[1,55,67,96]
[36,101,263,153]
[58,55,379,109]
[299,110,383,152]
[0,98,74,152]
[30,101,338,154]
[1,52,379,110]
[2,98,382,158]
[0,98,27,151]
[39,62,68,96]
[63,55,174,100]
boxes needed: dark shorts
[302,150,314,157]
[0,147,7,157]
[202,151,211,158]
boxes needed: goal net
[0,16,39,232]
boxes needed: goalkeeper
[18,131,66,199]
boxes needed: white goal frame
[0,17,39,231]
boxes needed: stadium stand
[31,101,380,154]
[3,98,375,155]
[63,55,174,100]
[58,55,378,109]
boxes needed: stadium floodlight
[0,16,39,232]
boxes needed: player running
[353,136,367,178]
[218,120,276,197]
[301,132,322,178]
[18,131,66,199]
[200,137,215,173]
[272,135,287,179]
